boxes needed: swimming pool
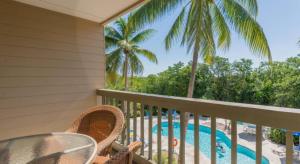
[153,122,269,164]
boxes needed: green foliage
[269,128,286,144]
[105,16,158,90]
[131,0,271,63]
[118,55,300,109]
[153,151,178,164]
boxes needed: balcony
[1,1,300,164]
[97,89,300,164]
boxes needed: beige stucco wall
[0,0,105,139]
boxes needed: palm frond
[131,0,185,29]
[106,48,123,73]
[210,3,231,51]
[222,0,271,62]
[131,29,156,44]
[135,48,158,64]
[115,18,127,37]
[165,6,187,50]
[105,36,120,50]
[234,0,258,17]
[129,53,144,75]
[105,26,123,40]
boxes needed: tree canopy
[110,55,300,109]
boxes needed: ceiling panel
[14,0,144,23]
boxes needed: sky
[119,0,300,76]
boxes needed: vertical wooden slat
[102,96,106,105]
[286,130,293,164]
[133,102,137,141]
[106,97,110,105]
[194,113,199,164]
[105,96,109,105]
[121,100,125,144]
[110,97,114,105]
[148,105,153,160]
[157,107,162,163]
[211,117,216,164]
[127,101,131,145]
[231,120,237,164]
[179,111,185,164]
[140,104,145,155]
[168,109,173,164]
[256,125,262,164]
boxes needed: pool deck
[131,117,299,164]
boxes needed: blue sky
[121,0,300,76]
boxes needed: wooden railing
[97,89,300,164]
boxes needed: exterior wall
[0,0,105,139]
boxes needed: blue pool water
[153,122,269,164]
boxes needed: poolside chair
[67,105,125,156]
[243,123,256,135]
[93,141,142,164]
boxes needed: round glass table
[0,132,97,164]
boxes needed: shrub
[269,128,299,145]
[153,151,178,164]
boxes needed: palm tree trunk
[124,52,129,91]
[187,50,199,98]
[178,49,199,164]
[130,70,134,87]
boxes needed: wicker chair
[66,105,125,156]
[93,141,142,164]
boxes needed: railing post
[121,100,125,144]
[157,107,162,164]
[179,111,185,164]
[126,101,131,145]
[133,102,137,141]
[148,105,153,160]
[256,125,262,164]
[140,104,145,155]
[231,120,237,164]
[194,113,199,164]
[168,109,173,164]
[211,117,216,164]
[286,130,293,164]
[101,96,106,105]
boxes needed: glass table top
[0,132,97,164]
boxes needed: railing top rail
[97,89,300,131]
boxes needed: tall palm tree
[105,16,158,91]
[131,0,271,162]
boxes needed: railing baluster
[157,107,162,163]
[194,113,199,164]
[231,120,237,164]
[127,101,131,145]
[133,102,137,141]
[211,117,216,164]
[256,125,262,164]
[168,109,173,164]
[148,105,153,160]
[106,97,110,105]
[180,111,185,164]
[121,100,125,144]
[140,104,145,155]
[102,96,106,105]
[109,97,114,105]
[286,130,293,164]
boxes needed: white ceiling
[14,0,143,23]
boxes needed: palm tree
[131,0,271,162]
[105,16,158,91]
